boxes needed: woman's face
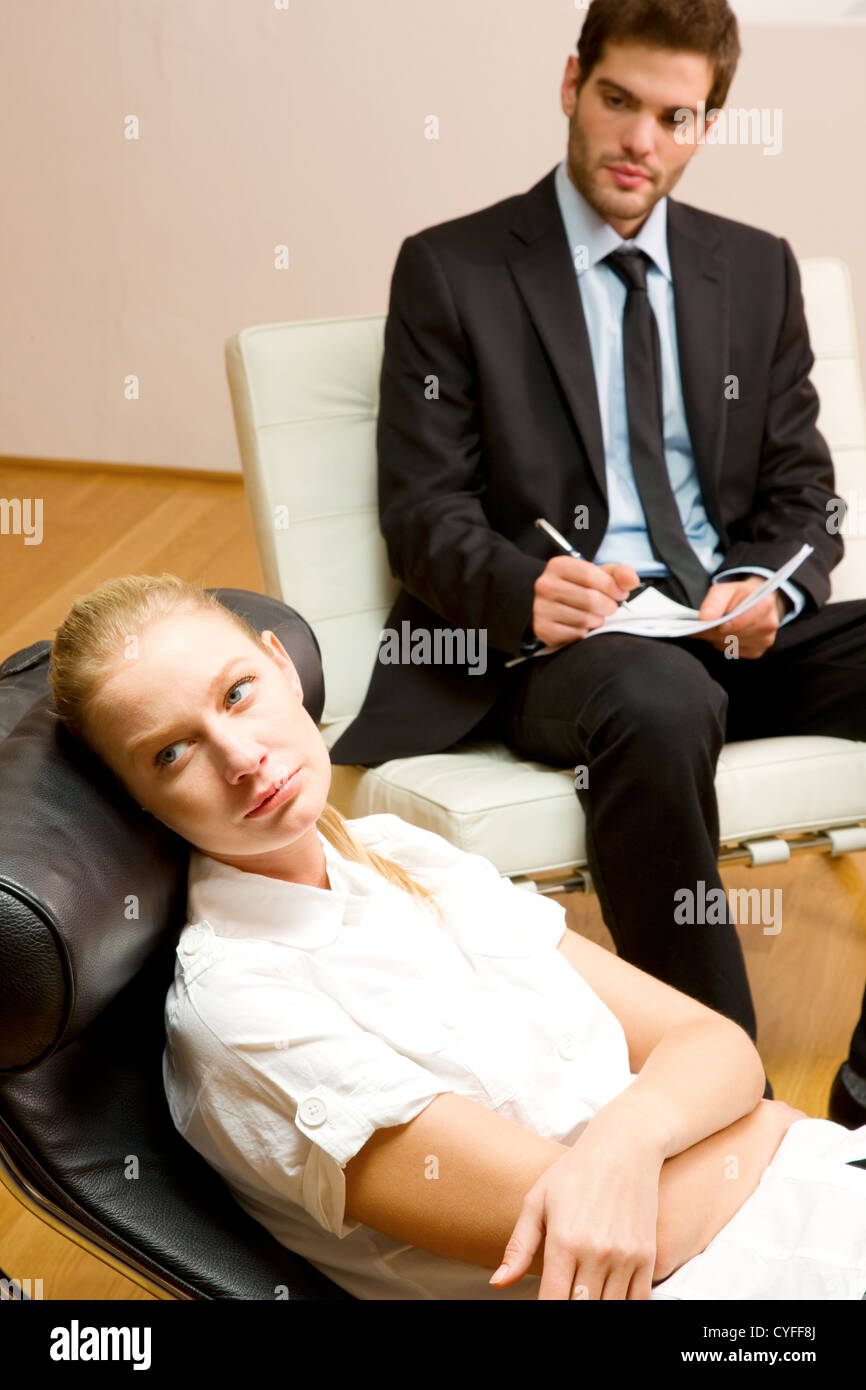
[90,608,334,881]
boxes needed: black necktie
[603,247,710,609]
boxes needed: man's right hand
[530,556,641,648]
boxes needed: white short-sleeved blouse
[162,813,866,1300]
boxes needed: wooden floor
[1,457,865,1298]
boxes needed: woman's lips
[244,768,302,818]
[607,166,649,188]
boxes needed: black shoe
[827,1061,866,1129]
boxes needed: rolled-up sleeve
[185,960,448,1238]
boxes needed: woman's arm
[342,1090,801,1292]
[653,1097,804,1282]
[554,925,768,1156]
[344,924,790,1297]
[485,926,781,1293]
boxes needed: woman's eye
[153,674,256,769]
[226,675,255,706]
[154,740,185,770]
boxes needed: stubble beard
[566,113,682,229]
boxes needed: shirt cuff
[297,1080,445,1237]
[711,567,805,628]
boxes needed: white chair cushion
[322,720,866,878]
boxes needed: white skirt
[650,1117,866,1300]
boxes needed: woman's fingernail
[489,1263,509,1284]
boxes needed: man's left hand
[693,577,787,659]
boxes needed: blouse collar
[185,828,374,949]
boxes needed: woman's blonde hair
[48,572,443,922]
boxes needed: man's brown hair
[577,0,741,112]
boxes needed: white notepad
[504,543,814,667]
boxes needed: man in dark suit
[329,0,866,1125]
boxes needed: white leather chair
[225,257,866,895]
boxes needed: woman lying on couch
[47,572,866,1300]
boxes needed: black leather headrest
[0,588,325,1073]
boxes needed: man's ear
[562,54,581,114]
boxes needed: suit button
[557,1032,580,1060]
[299,1097,327,1127]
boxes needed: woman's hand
[489,1107,666,1300]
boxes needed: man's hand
[531,557,641,647]
[694,576,787,659]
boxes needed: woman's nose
[221,740,267,784]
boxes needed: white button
[181,924,207,956]
[557,1032,580,1061]
[298,1097,327,1127]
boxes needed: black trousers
[471,582,866,1072]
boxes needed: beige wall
[2,2,865,473]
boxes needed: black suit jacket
[329,163,842,768]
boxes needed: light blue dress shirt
[553,157,803,624]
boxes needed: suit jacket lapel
[506,167,732,545]
[666,199,730,540]
[506,166,609,510]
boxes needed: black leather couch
[0,589,353,1299]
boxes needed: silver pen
[534,517,637,614]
